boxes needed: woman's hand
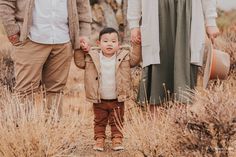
[130,27,141,44]
[206,26,220,44]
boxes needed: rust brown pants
[93,100,124,140]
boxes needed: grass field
[0,11,236,157]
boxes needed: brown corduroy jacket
[0,0,92,49]
[74,44,141,103]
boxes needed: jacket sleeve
[77,0,92,37]
[127,0,142,29]
[74,49,86,69]
[129,43,141,68]
[0,0,20,36]
[201,0,217,27]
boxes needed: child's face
[98,33,119,57]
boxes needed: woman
[127,0,220,108]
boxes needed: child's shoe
[93,138,105,151]
[112,137,124,151]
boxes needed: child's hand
[79,36,90,52]
[80,42,90,52]
[130,28,141,44]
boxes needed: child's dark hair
[99,27,119,41]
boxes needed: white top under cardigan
[127,0,217,67]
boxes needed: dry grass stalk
[0,88,92,157]
[180,79,236,157]
[123,103,184,157]
[122,78,236,157]
[215,24,236,70]
[0,35,14,91]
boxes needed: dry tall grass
[123,78,236,157]
[184,80,236,157]
[0,10,235,157]
[0,88,93,157]
[0,38,14,91]
[123,102,184,156]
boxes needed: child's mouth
[106,48,113,51]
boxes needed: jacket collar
[88,47,129,72]
[116,49,129,71]
[88,50,101,74]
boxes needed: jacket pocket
[84,72,98,100]
[84,62,99,100]
[117,57,132,99]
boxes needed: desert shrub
[0,88,91,157]
[215,24,236,71]
[217,10,236,31]
[124,79,236,157]
[181,80,236,157]
[123,103,186,157]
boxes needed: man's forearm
[79,22,91,37]
[0,0,20,36]
[78,0,92,37]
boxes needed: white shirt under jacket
[29,0,70,44]
[99,52,117,100]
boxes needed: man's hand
[79,36,90,52]
[130,27,141,44]
[206,26,220,44]
[8,33,20,46]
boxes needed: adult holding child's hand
[79,36,90,52]
[130,28,141,44]
[0,0,92,117]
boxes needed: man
[0,0,92,116]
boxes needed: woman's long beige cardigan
[127,0,217,67]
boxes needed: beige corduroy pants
[12,39,73,116]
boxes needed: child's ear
[96,40,100,46]
[118,43,121,48]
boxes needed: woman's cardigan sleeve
[202,0,218,27]
[127,0,142,29]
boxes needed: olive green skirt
[138,0,198,105]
